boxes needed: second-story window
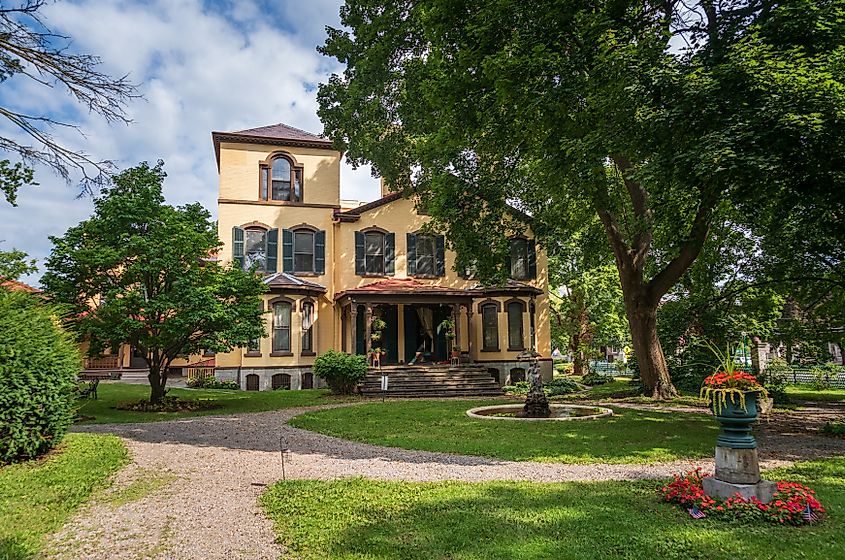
[415,235,435,276]
[245,228,267,271]
[294,230,314,273]
[233,226,278,273]
[365,231,385,274]
[355,230,395,276]
[509,237,537,280]
[407,232,445,277]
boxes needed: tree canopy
[317,0,845,397]
[42,162,266,402]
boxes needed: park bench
[78,378,100,400]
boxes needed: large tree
[0,0,137,204]
[317,0,845,397]
[42,162,265,403]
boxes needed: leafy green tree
[0,0,138,203]
[317,0,845,397]
[0,247,37,281]
[42,162,266,403]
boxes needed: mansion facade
[211,123,552,390]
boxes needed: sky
[0,0,380,285]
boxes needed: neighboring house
[211,122,553,391]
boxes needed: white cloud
[0,0,379,284]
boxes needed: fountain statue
[517,350,551,418]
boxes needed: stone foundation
[215,367,326,391]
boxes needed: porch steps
[360,364,503,398]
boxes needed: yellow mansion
[209,123,552,391]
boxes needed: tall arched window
[507,300,525,350]
[272,301,292,353]
[481,303,499,351]
[301,300,315,353]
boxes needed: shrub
[810,363,838,391]
[821,421,845,437]
[187,375,239,390]
[115,396,220,413]
[0,289,80,463]
[313,350,368,395]
[581,371,614,386]
[554,362,574,375]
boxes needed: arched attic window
[259,153,302,202]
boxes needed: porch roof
[335,278,476,303]
[263,272,327,295]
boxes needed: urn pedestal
[703,391,776,503]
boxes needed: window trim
[505,298,526,351]
[258,151,304,203]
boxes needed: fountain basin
[466,404,613,421]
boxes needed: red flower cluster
[703,371,763,391]
[661,470,825,525]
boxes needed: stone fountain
[517,350,550,418]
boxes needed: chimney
[380,176,391,198]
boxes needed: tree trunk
[626,301,677,399]
[148,366,169,403]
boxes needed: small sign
[380,374,389,392]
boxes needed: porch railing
[187,366,215,380]
[83,355,121,370]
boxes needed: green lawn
[76,383,357,424]
[785,386,845,403]
[0,434,128,560]
[288,399,718,464]
[261,457,845,560]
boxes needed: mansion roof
[0,278,41,293]
[211,122,334,168]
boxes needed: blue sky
[0,0,379,285]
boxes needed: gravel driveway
[45,403,844,560]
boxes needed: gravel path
[45,403,844,560]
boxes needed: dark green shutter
[355,231,365,275]
[282,229,293,273]
[406,233,416,276]
[528,240,537,279]
[232,227,244,269]
[435,235,446,277]
[266,228,279,273]
[315,230,326,274]
[385,232,395,275]
[505,241,513,279]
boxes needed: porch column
[452,303,461,356]
[364,303,373,355]
[465,303,474,363]
[350,303,358,355]
[397,304,405,363]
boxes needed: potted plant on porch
[438,318,460,358]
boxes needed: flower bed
[115,396,221,413]
[661,469,825,525]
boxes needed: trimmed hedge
[0,289,80,463]
[313,350,368,395]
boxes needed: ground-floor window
[272,373,291,390]
[301,301,314,353]
[273,301,292,353]
[481,304,499,351]
[507,300,525,350]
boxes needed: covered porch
[335,279,477,365]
